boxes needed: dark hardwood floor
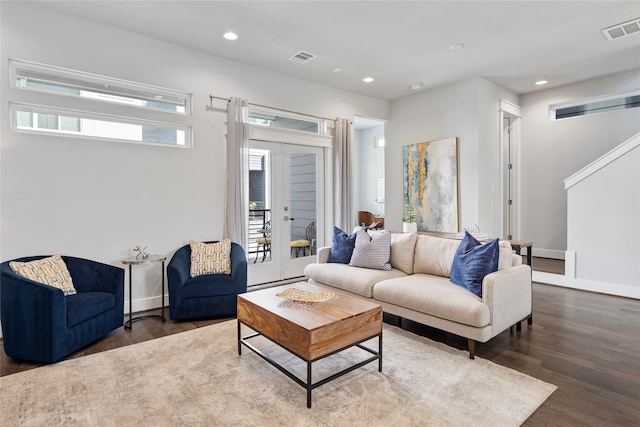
[2,257,638,425]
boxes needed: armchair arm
[316,246,331,264]
[167,246,191,290]
[230,243,248,294]
[0,265,67,360]
[482,264,532,337]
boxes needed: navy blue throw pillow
[329,226,357,264]
[450,231,499,297]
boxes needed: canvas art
[403,137,459,232]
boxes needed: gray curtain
[334,118,354,232]
[225,97,249,249]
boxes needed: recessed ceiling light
[332,68,342,73]
[223,32,238,41]
[410,82,423,90]
[450,43,465,51]
[535,80,548,85]
[363,77,374,83]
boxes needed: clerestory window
[9,59,192,147]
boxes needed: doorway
[247,141,325,285]
[353,117,386,226]
[499,100,522,240]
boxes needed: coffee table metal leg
[379,333,383,372]
[239,325,381,408]
[307,361,312,408]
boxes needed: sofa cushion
[190,239,231,277]
[349,229,392,271]
[450,233,500,296]
[373,274,490,327]
[329,226,357,264]
[305,263,406,298]
[389,232,418,274]
[413,235,461,277]
[10,254,77,296]
[66,292,115,328]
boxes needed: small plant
[402,204,415,223]
[249,202,257,210]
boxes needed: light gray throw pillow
[349,229,392,270]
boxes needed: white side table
[122,254,166,329]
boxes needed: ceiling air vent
[601,18,640,40]
[289,50,316,64]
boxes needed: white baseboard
[125,294,167,315]
[532,248,565,260]
[533,271,640,299]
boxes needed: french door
[248,140,325,285]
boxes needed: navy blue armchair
[0,255,124,363]
[167,241,247,320]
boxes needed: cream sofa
[304,232,532,358]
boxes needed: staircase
[561,132,640,298]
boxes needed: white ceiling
[36,1,640,101]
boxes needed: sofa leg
[527,315,533,325]
[516,321,522,332]
[510,325,515,334]
[468,339,475,359]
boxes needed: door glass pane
[249,149,272,264]
[289,152,317,259]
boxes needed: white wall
[567,143,639,295]
[386,77,518,236]
[520,69,640,258]
[0,2,388,313]
[354,124,385,216]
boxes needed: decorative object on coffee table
[275,287,335,303]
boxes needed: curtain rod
[209,94,337,122]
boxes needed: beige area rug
[1,320,556,426]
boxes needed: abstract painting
[403,137,459,232]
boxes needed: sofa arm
[482,264,532,336]
[316,246,331,264]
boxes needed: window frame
[8,59,193,148]
[11,102,191,148]
[248,106,329,136]
[10,59,191,116]
[549,89,640,121]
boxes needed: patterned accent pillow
[10,254,77,296]
[349,229,392,270]
[450,232,500,297]
[190,239,232,277]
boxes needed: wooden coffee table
[237,281,383,408]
